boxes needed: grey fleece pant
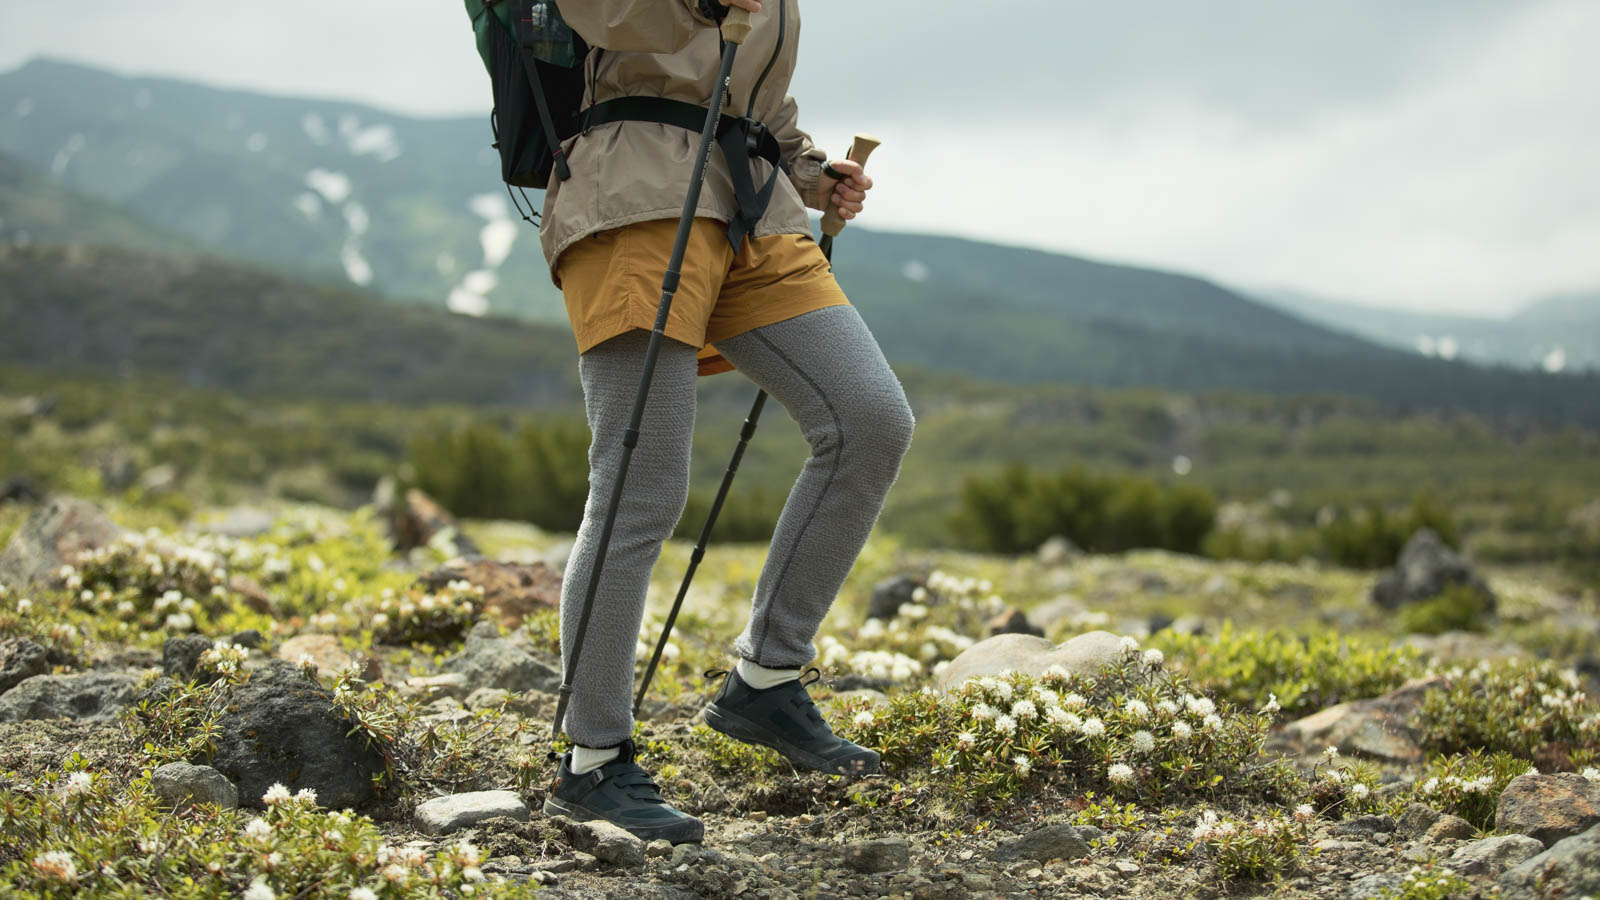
[559,304,916,746]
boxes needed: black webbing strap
[580,96,791,252]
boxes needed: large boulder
[1266,677,1444,764]
[1371,529,1494,612]
[1497,822,1600,900]
[414,558,560,630]
[934,631,1125,692]
[0,672,139,722]
[372,478,479,558]
[0,638,51,694]
[442,622,560,694]
[204,660,387,810]
[1495,773,1600,846]
[0,496,125,591]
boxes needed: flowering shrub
[833,641,1293,805]
[1187,809,1310,881]
[1411,750,1537,829]
[1304,746,1384,818]
[1417,660,1599,759]
[1372,864,1476,900]
[0,765,530,899]
[68,536,230,634]
[369,580,484,645]
[1152,623,1422,718]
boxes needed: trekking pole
[633,132,882,716]
[552,6,756,742]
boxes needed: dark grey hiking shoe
[543,739,703,844]
[703,667,881,776]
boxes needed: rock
[137,464,179,494]
[415,790,530,836]
[1395,802,1444,839]
[1,475,45,504]
[1497,822,1600,900]
[566,819,645,868]
[646,839,673,858]
[1424,814,1477,842]
[991,824,1092,863]
[1495,772,1600,846]
[150,762,239,809]
[466,687,511,710]
[841,836,910,873]
[0,638,50,694]
[205,660,387,810]
[1036,535,1082,567]
[1400,631,1523,664]
[97,450,138,494]
[1332,815,1395,837]
[1026,595,1088,634]
[0,495,126,591]
[227,575,277,616]
[230,630,265,650]
[442,622,560,694]
[0,672,138,722]
[1371,528,1495,612]
[934,631,1126,692]
[1447,834,1544,876]
[276,634,354,677]
[1267,676,1444,764]
[867,574,922,621]
[1347,874,1404,898]
[162,635,216,682]
[373,478,479,558]
[189,506,276,538]
[400,673,472,700]
[414,558,560,630]
[986,608,1043,638]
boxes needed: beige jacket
[541,0,828,286]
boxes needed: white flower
[1010,700,1038,720]
[1421,777,1440,794]
[1349,783,1371,800]
[1262,693,1280,715]
[1582,767,1600,783]
[1046,706,1077,730]
[993,681,1014,701]
[852,711,875,729]
[1323,745,1340,761]
[1124,699,1150,720]
[294,788,318,807]
[261,783,292,806]
[32,851,77,883]
[1080,717,1106,738]
[63,771,93,796]
[1142,648,1164,669]
[1294,804,1315,822]
[1191,809,1220,842]
[956,731,976,750]
[993,714,1018,736]
[1062,692,1088,710]
[1184,694,1216,717]
[1014,755,1032,777]
[264,852,283,869]
[970,703,997,721]
[1107,763,1135,784]
[1119,636,1140,655]
[1131,730,1156,753]
[1171,721,1193,741]
[1033,687,1059,707]
[243,879,277,900]
[349,889,379,900]
[1202,713,1223,732]
[244,818,271,842]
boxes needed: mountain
[5,58,1599,421]
[0,151,198,255]
[1256,288,1600,373]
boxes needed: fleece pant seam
[745,328,844,666]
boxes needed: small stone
[567,819,646,869]
[401,673,471,699]
[1332,814,1396,837]
[646,839,673,858]
[986,607,1044,637]
[1495,772,1600,846]
[992,824,1092,863]
[442,622,560,694]
[162,634,216,681]
[842,836,910,873]
[465,687,511,710]
[1036,535,1081,567]
[1447,834,1544,876]
[530,870,559,886]
[151,762,238,809]
[1113,860,1140,875]
[868,574,923,621]
[962,873,994,891]
[1424,814,1477,843]
[229,629,264,650]
[1315,839,1368,852]
[415,791,531,836]
[275,634,353,677]
[936,631,1126,692]
[670,843,698,867]
[1395,802,1444,839]
[749,810,768,822]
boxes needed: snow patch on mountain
[305,169,352,205]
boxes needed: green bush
[1411,750,1535,830]
[1395,584,1493,635]
[406,417,591,531]
[948,463,1216,554]
[1416,660,1600,759]
[1318,494,1459,568]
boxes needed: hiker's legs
[711,304,915,668]
[560,329,698,747]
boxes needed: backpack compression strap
[580,96,792,253]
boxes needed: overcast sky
[3,0,1597,316]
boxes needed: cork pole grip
[820,133,881,238]
[721,6,753,44]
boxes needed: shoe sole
[704,701,881,777]
[542,795,704,844]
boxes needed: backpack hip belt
[580,96,793,253]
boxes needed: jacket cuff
[689,0,726,26]
[786,148,828,212]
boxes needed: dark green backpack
[465,0,589,197]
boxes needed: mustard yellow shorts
[555,217,851,376]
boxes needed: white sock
[569,744,621,775]
[737,658,801,690]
